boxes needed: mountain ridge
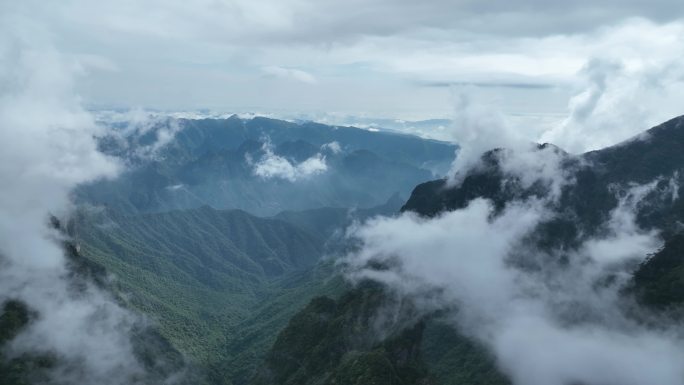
[79,116,455,216]
[255,114,684,385]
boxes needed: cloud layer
[344,175,683,385]
[342,105,681,384]
[4,1,683,122]
[0,13,157,385]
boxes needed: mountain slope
[72,200,416,384]
[403,116,684,249]
[71,206,326,364]
[251,284,431,385]
[77,116,455,216]
[172,117,454,169]
[0,222,195,385]
[633,233,684,309]
[272,193,405,242]
[256,115,684,385]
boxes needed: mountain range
[4,115,684,385]
[60,116,451,384]
[78,116,455,216]
[251,115,684,385]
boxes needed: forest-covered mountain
[23,116,436,385]
[67,195,402,385]
[403,115,684,250]
[251,115,684,385]
[76,116,455,216]
[6,115,684,385]
[4,116,445,385]
[0,218,195,385]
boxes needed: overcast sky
[5,1,684,125]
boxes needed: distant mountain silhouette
[77,116,455,216]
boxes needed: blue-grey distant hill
[76,116,456,216]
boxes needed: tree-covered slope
[403,116,684,248]
[255,115,684,385]
[0,222,194,385]
[633,233,684,309]
[420,321,509,385]
[251,284,432,385]
[272,193,404,242]
[77,116,455,216]
[70,203,383,384]
[252,284,511,385]
[152,116,454,169]
[71,206,325,363]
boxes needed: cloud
[342,73,680,382]
[437,19,684,181]
[0,12,166,384]
[262,66,317,84]
[343,175,684,385]
[251,140,328,181]
[445,90,527,182]
[38,0,684,44]
[166,183,185,191]
[540,45,684,153]
[4,0,682,119]
[136,118,183,158]
[321,141,342,154]
[420,80,557,90]
[96,108,185,161]
[72,53,120,72]
[581,181,661,267]
[358,21,684,379]
[494,316,684,385]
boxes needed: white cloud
[72,53,120,73]
[262,66,317,84]
[0,13,164,384]
[251,140,328,181]
[321,141,342,154]
[436,19,684,184]
[96,108,185,160]
[3,0,682,120]
[445,91,526,181]
[581,181,661,267]
[540,39,684,153]
[343,161,680,385]
[166,183,185,191]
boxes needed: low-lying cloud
[251,140,328,181]
[344,174,684,385]
[540,50,684,153]
[446,91,530,183]
[321,141,342,154]
[0,15,166,385]
[96,108,185,161]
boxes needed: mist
[344,133,684,385]
[250,138,329,182]
[0,14,170,385]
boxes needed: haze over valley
[4,1,684,385]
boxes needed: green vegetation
[251,284,431,385]
[71,205,352,384]
[79,117,455,216]
[633,234,684,309]
[31,115,684,385]
[403,116,684,252]
[421,321,509,385]
[64,116,456,382]
[252,287,511,385]
[0,301,55,385]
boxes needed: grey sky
[5,1,684,125]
